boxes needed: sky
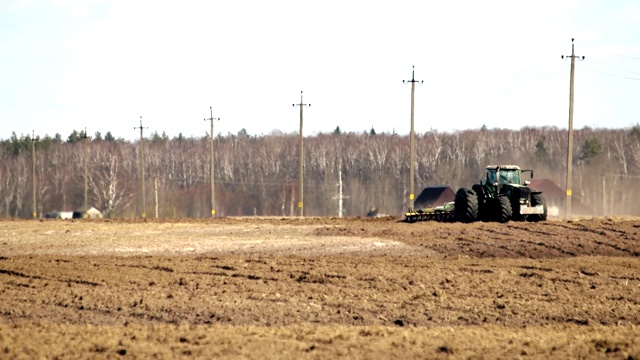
[1,0,639,141]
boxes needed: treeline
[1,125,639,218]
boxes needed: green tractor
[454,165,547,223]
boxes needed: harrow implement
[404,202,455,223]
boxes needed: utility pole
[332,168,349,217]
[134,116,148,218]
[154,175,159,219]
[29,131,38,219]
[204,106,220,217]
[561,39,585,219]
[403,66,423,211]
[602,172,606,216]
[81,128,91,210]
[293,91,310,217]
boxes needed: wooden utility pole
[562,39,585,219]
[602,173,606,216]
[154,175,159,219]
[293,91,310,217]
[333,169,349,218]
[81,128,91,210]
[204,106,220,217]
[403,66,423,211]
[134,116,148,218]
[29,131,38,219]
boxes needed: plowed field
[1,217,639,359]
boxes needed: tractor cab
[485,165,522,187]
[484,165,534,193]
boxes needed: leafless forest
[1,125,639,218]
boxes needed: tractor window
[499,170,521,185]
[486,170,497,185]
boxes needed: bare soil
[1,216,639,359]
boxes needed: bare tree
[0,160,17,217]
[88,144,134,217]
[13,156,28,217]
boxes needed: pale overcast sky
[1,0,639,140]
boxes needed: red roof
[414,186,455,209]
[529,179,565,198]
[528,179,593,215]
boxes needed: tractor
[453,165,547,223]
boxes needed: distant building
[414,186,455,210]
[529,179,592,216]
[45,211,74,219]
[73,206,103,219]
[46,207,103,219]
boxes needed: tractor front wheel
[494,196,512,223]
[529,193,547,222]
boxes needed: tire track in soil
[593,240,640,257]
[409,226,512,258]
[449,225,558,258]
[2,218,640,358]
[503,224,582,257]
[517,239,577,257]
[0,267,101,287]
[2,219,640,329]
[452,237,521,258]
[317,218,640,259]
[115,264,176,273]
[3,254,640,329]
[536,222,640,257]
[505,224,583,257]
[469,221,640,258]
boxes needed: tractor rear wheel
[494,196,512,223]
[454,188,478,223]
[529,193,547,222]
[472,184,490,221]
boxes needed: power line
[604,174,640,179]
[473,43,566,84]
[491,65,565,94]
[576,40,640,60]
[459,64,565,98]
[587,58,640,75]
[581,63,640,80]
[154,175,335,187]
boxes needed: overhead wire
[587,58,640,75]
[581,63,640,80]
[569,40,640,80]
[491,64,565,93]
[444,42,569,98]
[154,174,340,187]
[457,62,565,98]
[576,40,640,60]
[466,40,640,93]
[471,43,567,84]
[471,39,640,88]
